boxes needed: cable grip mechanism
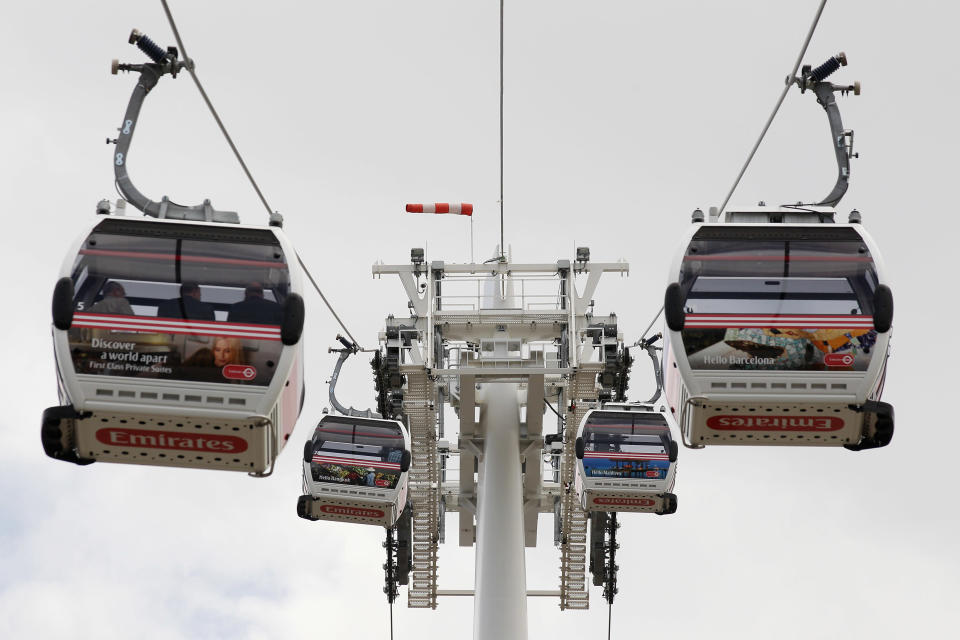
[792,51,862,207]
[108,28,236,223]
[111,28,187,78]
[129,29,169,65]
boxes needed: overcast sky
[2,1,957,638]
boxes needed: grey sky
[2,1,957,638]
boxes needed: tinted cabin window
[679,227,878,316]
[310,419,406,490]
[66,221,288,386]
[677,227,880,372]
[583,412,670,455]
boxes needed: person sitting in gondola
[88,281,134,316]
[157,282,215,321]
[227,282,283,325]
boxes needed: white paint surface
[1,2,957,638]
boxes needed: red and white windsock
[406,202,473,216]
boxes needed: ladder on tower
[404,368,441,608]
[558,365,601,610]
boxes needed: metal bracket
[247,416,276,478]
[794,52,860,207]
[111,29,239,223]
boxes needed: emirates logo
[96,427,248,452]
[593,497,656,507]
[319,505,385,519]
[706,415,844,431]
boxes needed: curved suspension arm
[797,53,860,207]
[636,333,663,405]
[111,30,238,223]
[329,336,382,419]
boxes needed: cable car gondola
[662,54,893,451]
[41,30,305,475]
[297,415,411,527]
[575,404,678,515]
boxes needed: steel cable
[297,253,365,350]
[499,0,505,260]
[638,305,663,343]
[717,0,829,215]
[159,1,367,351]
[159,0,274,219]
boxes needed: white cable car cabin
[298,415,411,527]
[663,207,893,451]
[43,214,306,475]
[41,30,307,475]
[574,404,679,515]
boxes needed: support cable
[297,253,366,350]
[607,600,613,640]
[544,398,565,423]
[717,0,829,216]
[499,0,505,260]
[638,305,663,343]
[603,511,618,639]
[151,4,369,351]
[384,526,398,640]
[160,0,274,219]
[158,4,372,366]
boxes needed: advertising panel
[682,314,876,372]
[69,313,282,385]
[311,453,402,490]
[582,454,670,480]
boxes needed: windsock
[406,203,473,216]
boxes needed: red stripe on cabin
[684,313,875,330]
[584,453,669,460]
[313,455,401,470]
[314,427,403,438]
[79,249,287,269]
[586,424,669,430]
[683,255,872,262]
[71,314,282,340]
[74,313,282,332]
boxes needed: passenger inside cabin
[157,282,215,321]
[227,282,283,324]
[88,281,134,316]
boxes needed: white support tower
[372,252,629,639]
